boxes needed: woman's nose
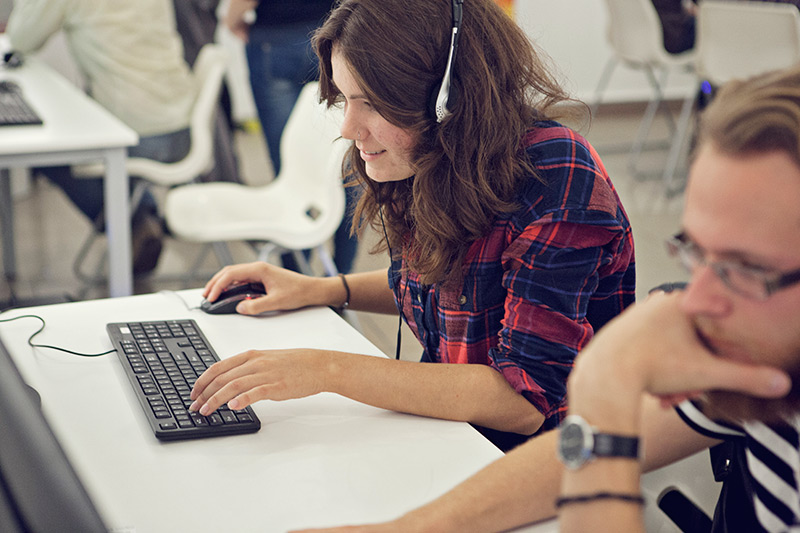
[340,107,361,141]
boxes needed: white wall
[220,0,702,122]
[0,0,698,120]
[515,0,696,104]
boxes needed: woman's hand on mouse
[203,262,335,315]
[189,348,335,414]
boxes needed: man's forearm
[399,430,561,532]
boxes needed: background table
[0,54,138,296]
[0,290,557,532]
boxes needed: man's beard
[692,318,800,424]
[700,348,800,425]
[702,385,800,425]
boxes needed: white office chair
[659,0,800,193]
[593,0,697,183]
[164,81,349,278]
[72,43,228,282]
[697,1,800,86]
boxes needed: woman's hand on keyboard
[188,348,335,414]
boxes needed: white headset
[432,0,463,123]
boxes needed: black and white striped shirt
[677,401,800,532]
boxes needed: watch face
[558,416,593,470]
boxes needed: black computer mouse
[200,282,267,314]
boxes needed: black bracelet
[338,273,351,310]
[555,492,645,509]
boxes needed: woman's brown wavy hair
[313,0,574,285]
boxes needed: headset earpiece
[430,0,463,123]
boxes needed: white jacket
[7,0,195,136]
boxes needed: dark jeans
[245,22,320,177]
[246,23,358,274]
[37,128,191,223]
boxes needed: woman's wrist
[316,274,350,310]
[337,273,351,311]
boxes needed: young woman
[190,0,635,451]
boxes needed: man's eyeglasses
[665,232,800,300]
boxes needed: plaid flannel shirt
[388,121,636,432]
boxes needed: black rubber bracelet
[338,273,351,310]
[555,492,645,509]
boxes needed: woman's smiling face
[331,48,417,183]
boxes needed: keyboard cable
[0,313,115,358]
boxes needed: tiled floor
[0,102,690,360]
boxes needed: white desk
[0,57,138,297]
[0,290,556,532]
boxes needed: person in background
[652,0,698,54]
[776,0,800,8]
[190,0,635,453]
[5,0,195,275]
[225,0,332,178]
[294,65,800,533]
[653,0,800,57]
[224,0,359,274]
[559,64,800,533]
[172,0,241,186]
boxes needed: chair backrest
[697,1,800,86]
[603,0,670,66]
[276,81,345,188]
[163,81,349,250]
[125,43,228,186]
[263,80,348,248]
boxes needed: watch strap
[593,432,639,459]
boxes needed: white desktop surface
[0,54,138,297]
[0,290,556,533]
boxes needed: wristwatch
[557,415,640,470]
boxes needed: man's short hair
[698,66,800,167]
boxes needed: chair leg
[182,242,216,283]
[72,179,152,287]
[211,241,235,266]
[590,58,674,163]
[0,169,17,281]
[628,66,671,177]
[72,219,106,284]
[662,87,697,194]
[315,244,339,278]
[256,242,280,264]
[590,57,618,118]
[291,249,315,276]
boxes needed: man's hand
[568,291,791,432]
[225,0,258,42]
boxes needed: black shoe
[131,211,164,275]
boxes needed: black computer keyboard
[106,319,260,441]
[0,82,43,126]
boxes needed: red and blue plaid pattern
[389,121,636,432]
